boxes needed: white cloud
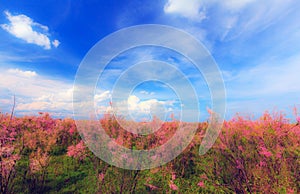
[52,39,60,48]
[94,90,111,103]
[1,11,59,49]
[139,90,155,95]
[221,0,297,42]
[127,95,140,110]
[219,0,257,11]
[164,0,297,44]
[17,101,52,111]
[1,68,175,119]
[163,0,256,21]
[93,93,177,121]
[8,68,37,78]
[0,67,74,116]
[162,0,300,119]
[15,89,74,113]
[164,0,206,21]
[140,90,147,95]
[126,95,172,113]
[123,95,175,118]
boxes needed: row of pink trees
[66,111,299,193]
[0,110,299,193]
[0,112,78,193]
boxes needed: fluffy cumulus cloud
[126,95,172,114]
[118,95,175,120]
[93,91,177,121]
[1,11,59,49]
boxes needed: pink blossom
[121,153,128,160]
[238,145,244,151]
[98,173,105,182]
[150,155,157,160]
[259,146,272,158]
[197,181,205,188]
[276,152,282,159]
[169,181,178,190]
[287,188,294,194]
[145,184,158,190]
[257,160,267,167]
[171,172,176,180]
[200,174,208,180]
[67,141,88,161]
[69,126,76,134]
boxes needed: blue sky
[0,0,300,121]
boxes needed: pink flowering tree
[0,113,21,193]
[67,140,89,162]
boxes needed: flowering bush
[67,140,88,161]
[0,110,299,193]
